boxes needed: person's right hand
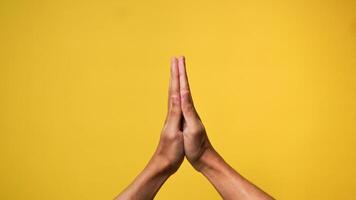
[176,56,214,171]
[177,56,274,200]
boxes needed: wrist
[148,154,178,177]
[194,146,231,177]
[117,154,172,200]
[192,146,220,172]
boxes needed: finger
[177,56,199,123]
[165,57,182,129]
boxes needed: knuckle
[170,94,180,107]
[169,108,179,116]
[180,89,190,98]
[169,96,181,116]
[180,90,194,112]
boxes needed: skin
[115,56,274,200]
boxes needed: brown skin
[115,57,184,200]
[115,56,274,200]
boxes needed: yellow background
[1,0,355,199]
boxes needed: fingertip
[177,56,186,77]
[171,57,178,68]
[170,57,177,73]
[178,55,185,61]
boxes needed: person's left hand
[115,58,184,200]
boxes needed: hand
[176,56,213,171]
[177,56,274,200]
[115,58,185,200]
[152,57,185,174]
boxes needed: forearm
[197,148,274,200]
[115,156,172,200]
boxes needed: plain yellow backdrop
[1,0,356,199]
